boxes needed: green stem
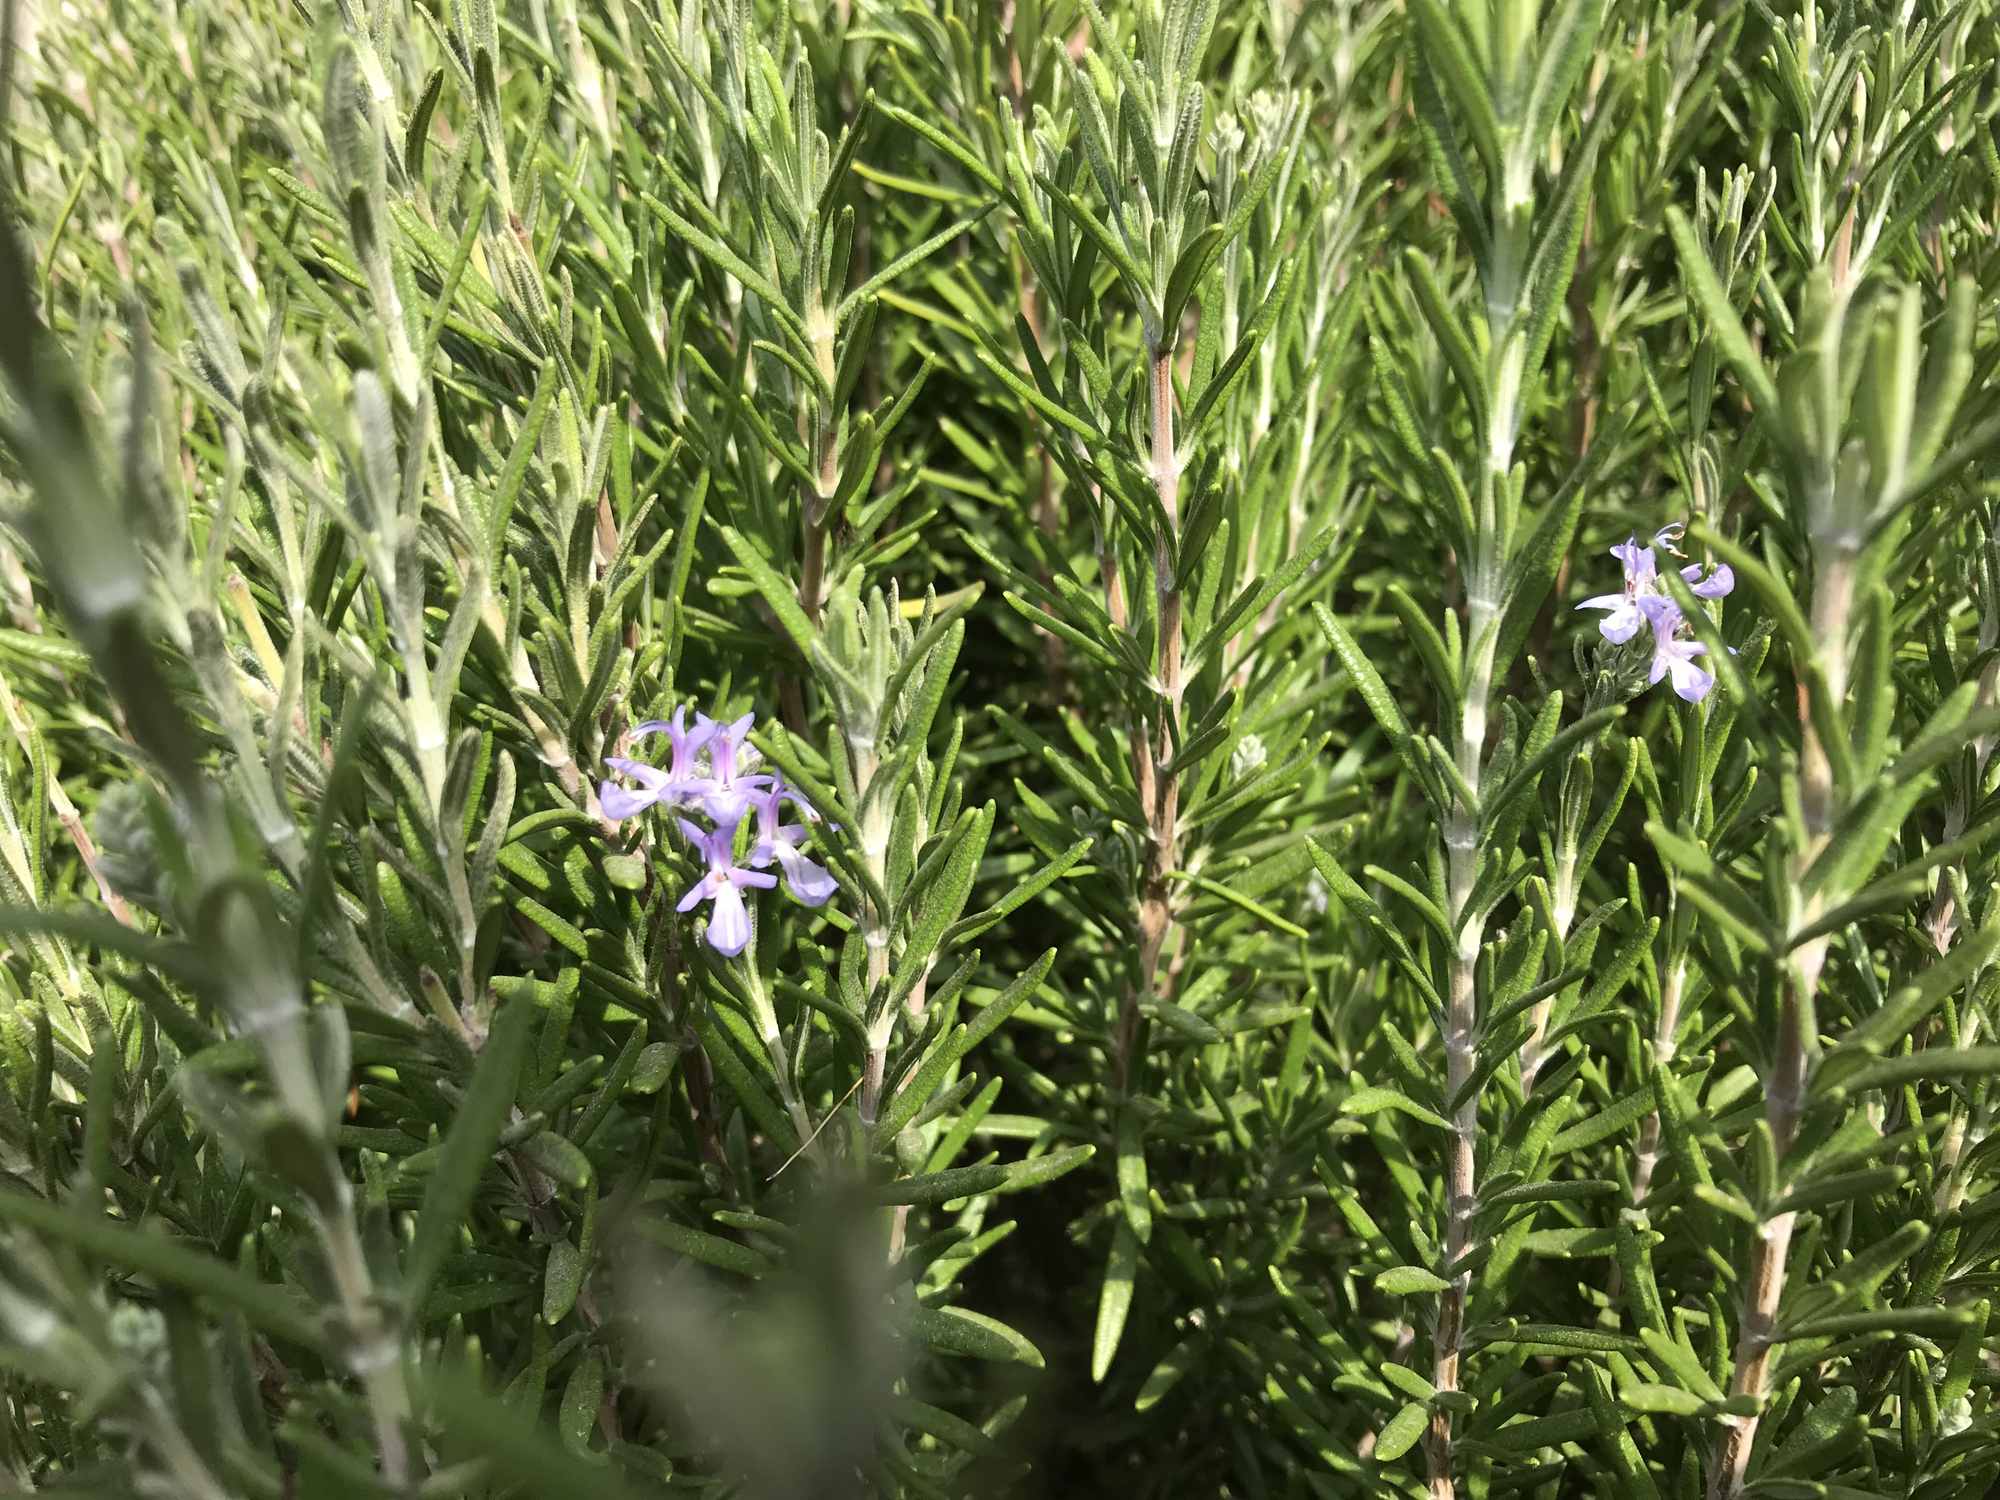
[1427,198,1527,1494]
[1427,579,1495,1500]
[322,1192,415,1490]
[140,1387,233,1500]
[1117,340,1184,1096]
[1707,537,1853,1500]
[854,740,894,1128]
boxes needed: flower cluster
[1576,525,1734,703]
[599,708,835,956]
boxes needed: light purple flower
[1650,635,1714,703]
[676,818,777,957]
[1681,562,1734,599]
[1611,536,1658,584]
[748,780,837,907]
[695,712,771,827]
[1578,524,1734,704]
[1577,535,1659,643]
[1636,592,1683,635]
[1577,589,1649,644]
[600,708,716,821]
[1632,597,1712,700]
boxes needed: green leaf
[1375,1400,1430,1462]
[632,1217,777,1278]
[1092,1220,1139,1384]
[1495,467,1592,680]
[542,1240,585,1325]
[1832,923,2000,1059]
[1159,223,1225,346]
[0,906,213,988]
[1831,1046,2000,1098]
[1402,249,1484,430]
[629,1043,678,1095]
[1481,1180,1618,1209]
[1482,707,1624,830]
[1190,525,1338,664]
[1134,1338,1199,1412]
[405,995,534,1314]
[1644,824,1775,953]
[838,209,992,325]
[876,1145,1092,1205]
[559,1350,604,1454]
[907,1304,1044,1366]
[1186,253,1305,433]
[1666,207,1781,418]
[1404,0,1501,175]
[1117,1110,1152,1244]
[1053,189,1157,328]
[945,845,1090,947]
[1780,1306,1971,1342]
[875,102,1004,193]
[1376,1265,1451,1296]
[427,1371,644,1500]
[0,1193,325,1353]
[1313,605,1420,779]
[519,1130,594,1191]
[1622,1382,1707,1417]
[1343,1086,1452,1133]
[1548,1086,1655,1157]
[719,525,818,658]
[642,194,807,346]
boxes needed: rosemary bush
[4,0,2000,1494]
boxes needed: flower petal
[1578,595,1644,643]
[604,756,671,791]
[663,774,718,807]
[1598,605,1643,644]
[599,782,658,821]
[704,789,752,828]
[779,849,837,907]
[1684,562,1734,599]
[703,775,774,828]
[1610,539,1655,584]
[676,877,707,914]
[705,884,753,957]
[1668,654,1715,703]
[1637,594,1683,636]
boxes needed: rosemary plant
[5,1,2000,1496]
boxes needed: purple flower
[695,712,771,827]
[1631,597,1711,701]
[600,708,716,821]
[1611,536,1658,585]
[1681,562,1734,599]
[748,779,837,907]
[676,818,777,957]
[1577,589,1649,644]
[1651,635,1714,703]
[1579,524,1733,705]
[1577,535,1658,643]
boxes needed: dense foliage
[5,0,2000,1495]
